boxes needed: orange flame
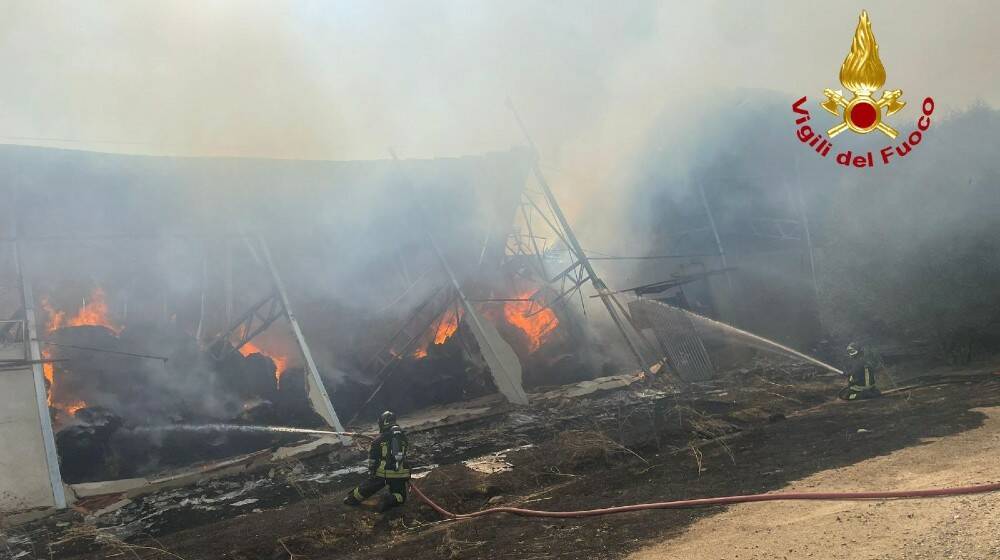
[412,307,463,358]
[41,298,65,333]
[434,308,462,345]
[42,287,121,334]
[502,290,559,352]
[411,293,559,358]
[68,288,120,333]
[41,349,55,406]
[41,348,88,416]
[240,341,289,386]
[65,401,88,416]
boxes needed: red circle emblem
[849,101,878,129]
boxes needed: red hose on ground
[409,480,1000,520]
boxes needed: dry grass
[670,405,737,473]
[524,429,648,479]
[437,526,487,559]
[50,524,185,560]
[688,441,705,474]
[275,515,377,558]
[278,538,302,559]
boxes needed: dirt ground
[630,404,1000,560]
[14,361,1000,560]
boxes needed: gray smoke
[1,1,998,418]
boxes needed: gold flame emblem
[821,10,905,138]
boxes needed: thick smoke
[0,2,995,356]
[0,3,998,478]
[818,104,1000,358]
[2,2,996,243]
[619,89,1000,359]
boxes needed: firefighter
[343,410,410,512]
[839,342,881,400]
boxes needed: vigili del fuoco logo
[792,10,935,168]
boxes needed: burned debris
[1,145,656,509]
[0,130,873,535]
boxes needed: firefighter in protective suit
[343,411,410,512]
[839,342,881,401]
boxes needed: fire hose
[402,373,1000,519]
[409,481,1000,520]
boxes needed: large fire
[411,290,559,358]
[502,290,559,352]
[40,288,118,417]
[43,287,120,335]
[41,349,55,406]
[68,288,120,333]
[413,306,463,358]
[40,298,65,333]
[41,349,89,419]
[434,307,462,344]
[239,341,290,386]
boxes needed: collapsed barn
[1,142,682,513]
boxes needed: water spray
[128,423,373,439]
[646,300,844,375]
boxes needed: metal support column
[390,150,529,405]
[256,236,346,433]
[208,290,284,361]
[13,238,67,508]
[696,180,733,291]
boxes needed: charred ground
[11,356,1000,560]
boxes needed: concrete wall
[0,339,56,512]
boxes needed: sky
[0,0,996,225]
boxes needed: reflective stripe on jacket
[370,426,410,479]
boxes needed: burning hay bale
[40,319,323,482]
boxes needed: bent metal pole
[506,100,653,376]
[256,235,347,436]
[388,150,529,405]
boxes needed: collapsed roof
[1,144,570,494]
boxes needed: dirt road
[630,405,1000,560]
